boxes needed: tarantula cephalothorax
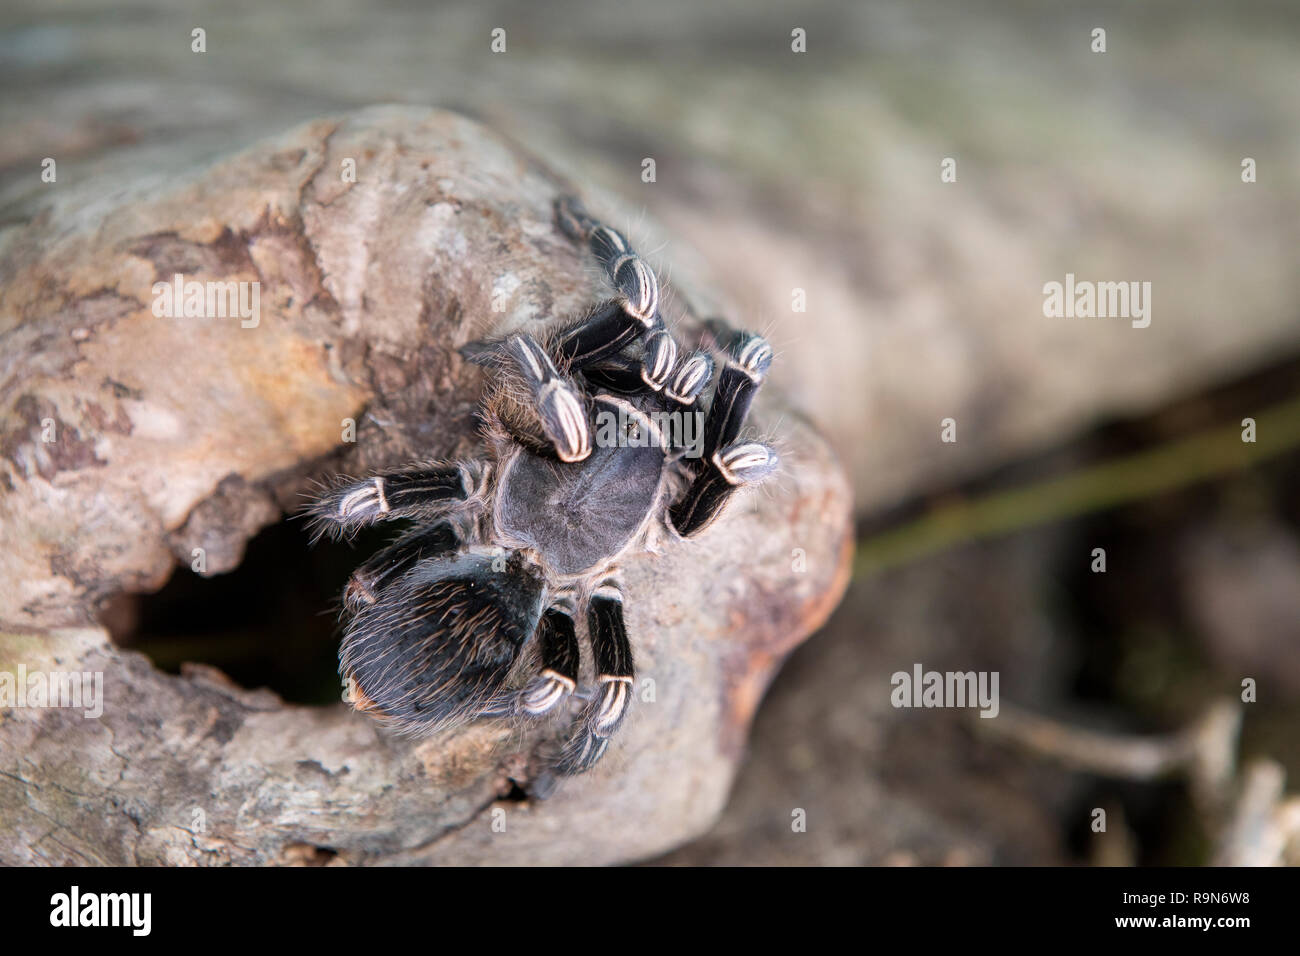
[308,196,778,778]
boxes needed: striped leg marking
[341,522,460,615]
[555,585,635,776]
[504,334,593,462]
[308,465,471,541]
[519,607,580,717]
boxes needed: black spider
[308,196,777,778]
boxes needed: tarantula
[308,196,777,777]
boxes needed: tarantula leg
[502,334,593,462]
[607,255,660,327]
[665,349,714,407]
[638,327,679,392]
[555,195,633,273]
[702,327,773,458]
[551,196,662,370]
[552,299,655,370]
[579,351,644,393]
[308,463,474,541]
[554,194,597,243]
[555,584,635,776]
[341,521,460,615]
[515,606,581,717]
[668,441,779,537]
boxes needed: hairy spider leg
[551,299,654,370]
[579,350,645,393]
[668,324,778,536]
[465,197,661,375]
[502,334,593,463]
[637,327,679,392]
[702,326,773,458]
[341,521,461,615]
[550,195,661,370]
[308,464,474,541]
[554,584,635,775]
[664,349,714,408]
[668,441,779,536]
[515,605,581,717]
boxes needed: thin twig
[981,700,1240,790]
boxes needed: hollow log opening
[103,516,396,705]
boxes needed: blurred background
[5,0,1298,864]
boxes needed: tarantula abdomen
[341,551,544,733]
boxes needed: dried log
[0,106,853,865]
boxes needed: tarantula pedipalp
[308,196,777,777]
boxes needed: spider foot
[307,465,471,541]
[515,606,580,718]
[669,441,779,536]
[553,676,633,775]
[518,670,577,717]
[553,587,634,776]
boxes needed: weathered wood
[0,107,853,865]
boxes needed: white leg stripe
[540,670,577,693]
[594,681,629,731]
[339,486,375,517]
